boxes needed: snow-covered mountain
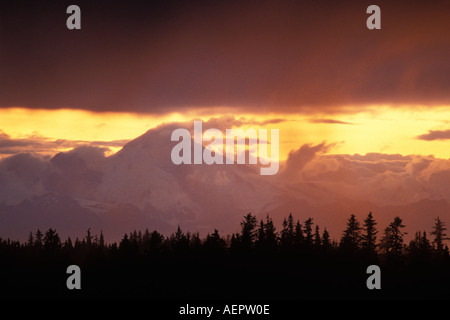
[0,122,279,241]
[1,120,450,242]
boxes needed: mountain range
[1,120,449,242]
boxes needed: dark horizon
[1,211,449,300]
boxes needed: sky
[1,0,450,161]
[3,106,450,161]
[1,0,450,239]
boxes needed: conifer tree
[240,213,258,249]
[35,229,43,248]
[280,213,295,248]
[86,228,92,248]
[431,217,448,252]
[205,229,226,252]
[146,230,164,253]
[99,230,105,248]
[380,216,406,257]
[65,237,73,250]
[340,214,362,254]
[190,231,202,250]
[43,228,61,251]
[27,231,34,247]
[294,220,304,247]
[257,215,277,250]
[264,215,277,250]
[257,219,266,246]
[322,228,331,250]
[314,225,321,248]
[303,218,314,248]
[361,212,378,255]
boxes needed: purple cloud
[308,119,354,125]
[417,130,450,141]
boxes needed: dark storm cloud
[1,0,449,114]
[417,130,450,141]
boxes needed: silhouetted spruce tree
[409,231,431,261]
[303,218,314,248]
[444,245,450,258]
[43,228,61,251]
[34,229,43,248]
[146,230,164,253]
[99,230,105,248]
[280,214,295,249]
[186,232,191,244]
[263,215,277,250]
[109,242,118,253]
[74,237,82,250]
[131,230,139,246]
[64,237,73,250]
[340,214,362,255]
[205,229,226,253]
[294,220,304,248]
[128,230,138,250]
[27,231,34,247]
[94,234,100,246]
[256,215,277,251]
[171,226,190,252]
[86,228,93,248]
[361,212,378,256]
[257,219,266,247]
[119,233,132,253]
[173,226,183,241]
[239,213,258,250]
[380,216,406,258]
[143,228,151,242]
[190,232,202,250]
[322,228,331,251]
[431,217,448,253]
[314,225,321,249]
[420,231,431,253]
[230,233,241,253]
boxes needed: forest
[0,212,449,300]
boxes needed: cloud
[238,118,288,126]
[162,116,285,135]
[0,131,40,148]
[308,119,354,125]
[0,131,129,158]
[0,153,48,204]
[417,129,450,141]
[0,1,449,114]
[280,142,334,178]
[293,152,450,206]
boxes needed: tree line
[1,212,448,262]
[1,212,450,299]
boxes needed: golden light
[1,105,450,160]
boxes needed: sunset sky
[1,0,450,241]
[3,106,450,161]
